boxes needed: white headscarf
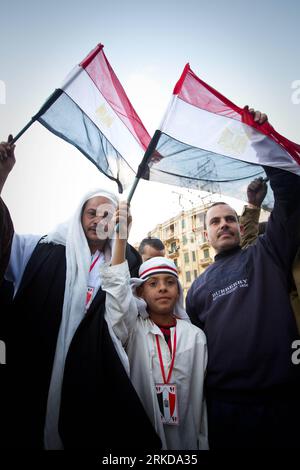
[43,188,118,449]
[130,256,191,322]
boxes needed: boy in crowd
[101,202,208,450]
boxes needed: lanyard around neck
[89,253,101,273]
[155,327,177,384]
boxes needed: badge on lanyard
[86,253,100,310]
[155,328,179,425]
[86,286,94,310]
[155,383,179,425]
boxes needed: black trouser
[207,388,300,449]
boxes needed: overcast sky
[0,0,299,244]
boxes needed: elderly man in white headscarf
[0,137,161,450]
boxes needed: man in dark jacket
[0,136,161,450]
[186,113,300,449]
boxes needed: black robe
[2,239,161,450]
[0,198,13,282]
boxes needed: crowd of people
[0,108,300,450]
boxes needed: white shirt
[101,261,209,450]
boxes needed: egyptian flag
[144,64,300,207]
[34,44,151,193]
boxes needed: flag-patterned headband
[138,256,178,281]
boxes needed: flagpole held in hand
[10,89,63,145]
[127,129,162,204]
[115,129,161,234]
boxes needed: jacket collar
[214,245,241,262]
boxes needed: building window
[186,271,191,283]
[198,213,205,229]
[165,223,176,239]
[183,235,187,245]
[203,248,210,259]
[192,213,205,229]
[199,232,206,244]
[192,251,196,262]
[194,269,198,279]
[170,241,177,253]
[181,219,185,229]
[184,252,189,264]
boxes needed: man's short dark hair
[138,237,165,255]
[205,202,239,229]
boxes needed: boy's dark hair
[138,237,165,255]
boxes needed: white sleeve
[5,233,41,294]
[198,336,209,450]
[101,260,139,346]
[198,399,209,450]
